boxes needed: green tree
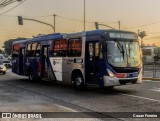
[138,31,147,46]
[3,37,27,55]
[0,49,4,54]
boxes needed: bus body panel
[11,30,142,88]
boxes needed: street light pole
[18,16,55,32]
[84,0,86,31]
[118,21,120,30]
[53,14,56,33]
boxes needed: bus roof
[13,39,30,45]
[12,29,137,45]
[12,33,64,45]
[31,33,64,42]
[64,29,136,38]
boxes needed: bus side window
[26,44,32,57]
[89,43,94,61]
[32,43,37,57]
[100,44,103,59]
[26,43,40,57]
[53,39,67,57]
[95,43,99,74]
[95,43,99,58]
[35,44,40,57]
[12,44,20,57]
[67,38,82,57]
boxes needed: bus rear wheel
[106,86,114,89]
[29,70,35,81]
[74,74,86,90]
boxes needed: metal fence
[143,59,160,78]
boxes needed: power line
[124,21,160,30]
[138,21,160,28]
[0,0,6,4]
[0,26,52,35]
[0,0,26,15]
[0,0,17,8]
[56,15,94,23]
[1,12,117,27]
[145,36,160,40]
[57,14,117,24]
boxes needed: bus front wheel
[74,74,86,90]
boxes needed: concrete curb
[143,78,160,81]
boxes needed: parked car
[0,62,6,74]
[3,60,12,68]
[8,55,12,60]
[0,54,4,60]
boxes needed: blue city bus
[12,29,142,89]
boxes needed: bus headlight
[107,69,115,78]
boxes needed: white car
[3,60,12,68]
[0,54,4,60]
[0,62,6,74]
[8,55,12,60]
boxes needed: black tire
[3,72,6,75]
[106,86,114,89]
[74,74,86,90]
[29,70,35,81]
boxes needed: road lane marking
[150,87,160,92]
[117,93,160,103]
[144,80,160,83]
[6,70,11,72]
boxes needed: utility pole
[95,22,115,29]
[84,0,86,31]
[18,16,55,31]
[53,14,56,33]
[95,22,99,29]
[118,21,120,30]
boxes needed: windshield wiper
[128,41,133,57]
[114,39,125,60]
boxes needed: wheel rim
[29,72,33,80]
[75,77,82,86]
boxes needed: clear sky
[0,0,160,48]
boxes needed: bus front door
[18,48,25,75]
[85,42,100,85]
[41,45,49,78]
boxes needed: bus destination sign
[109,32,138,39]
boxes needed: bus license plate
[126,82,132,85]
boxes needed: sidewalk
[143,70,160,81]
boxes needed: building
[142,45,157,62]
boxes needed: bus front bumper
[103,74,142,87]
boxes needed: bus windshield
[107,39,141,67]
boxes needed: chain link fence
[143,59,160,78]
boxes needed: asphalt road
[0,69,160,121]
